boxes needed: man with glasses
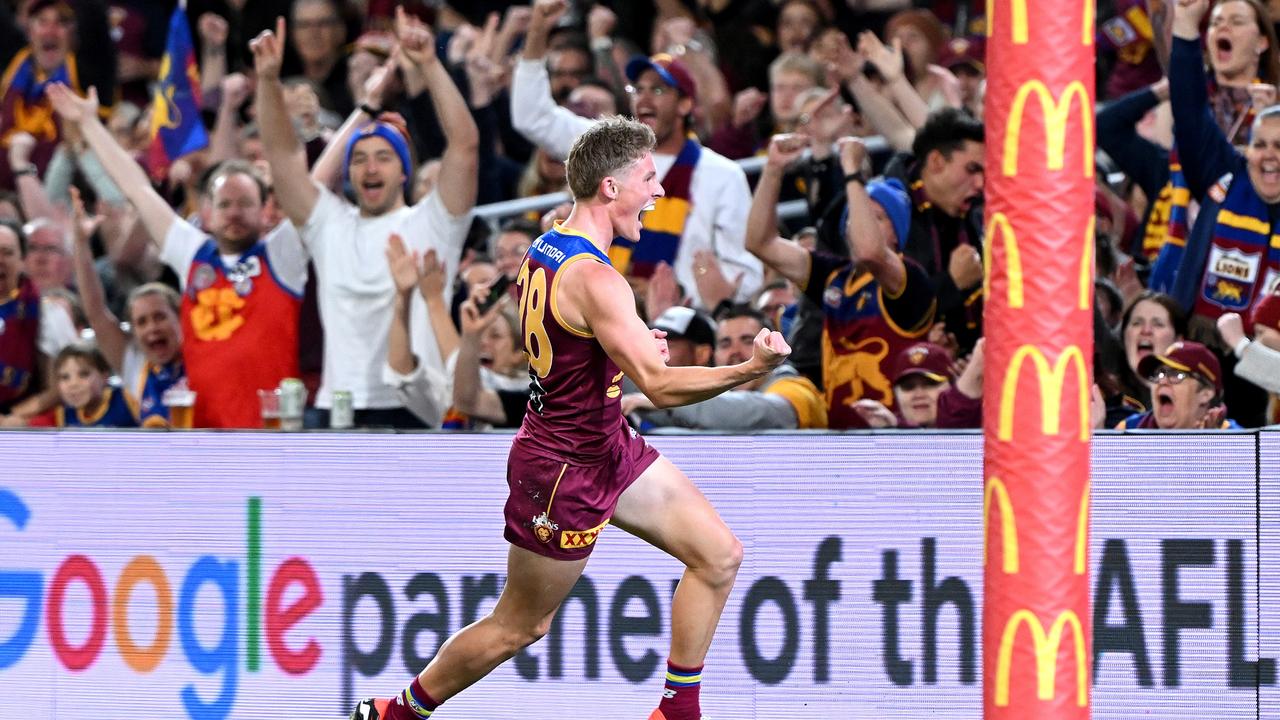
[1114,340,1241,429]
[511,0,762,313]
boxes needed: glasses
[1148,368,1192,385]
[625,84,669,98]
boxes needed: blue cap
[624,54,698,98]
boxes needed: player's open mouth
[362,180,385,192]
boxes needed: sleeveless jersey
[804,251,937,429]
[181,240,301,428]
[57,386,139,428]
[0,276,40,408]
[134,357,185,428]
[513,225,628,462]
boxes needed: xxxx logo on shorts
[560,518,610,549]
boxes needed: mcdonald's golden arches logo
[998,344,1090,441]
[984,476,1019,573]
[986,0,1094,46]
[1003,80,1094,178]
[995,609,1088,707]
[983,213,1094,310]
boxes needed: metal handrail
[472,136,892,226]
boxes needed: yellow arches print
[983,478,1089,577]
[986,0,1094,46]
[994,609,1089,707]
[983,213,1093,311]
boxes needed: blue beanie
[838,177,912,250]
[343,122,413,190]
[866,178,912,249]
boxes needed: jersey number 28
[516,259,554,378]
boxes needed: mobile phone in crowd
[478,275,513,312]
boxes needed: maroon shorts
[504,428,660,561]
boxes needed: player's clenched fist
[750,328,791,372]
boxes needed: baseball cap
[940,37,985,74]
[1250,292,1280,335]
[25,0,72,18]
[625,54,698,98]
[1136,340,1223,394]
[651,306,716,346]
[892,342,953,385]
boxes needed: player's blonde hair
[565,116,655,200]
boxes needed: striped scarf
[1152,83,1256,262]
[0,49,77,147]
[609,138,700,277]
[1192,172,1280,318]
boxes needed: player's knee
[704,532,743,587]
[505,613,555,650]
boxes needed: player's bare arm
[563,260,790,408]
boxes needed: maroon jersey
[0,276,40,408]
[513,225,629,462]
[803,251,937,429]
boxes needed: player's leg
[611,455,743,720]
[353,545,587,719]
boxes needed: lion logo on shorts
[531,512,559,543]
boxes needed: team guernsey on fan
[179,240,301,428]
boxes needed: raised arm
[858,32,929,130]
[46,84,177,246]
[395,7,479,217]
[511,0,593,160]
[1169,0,1238,198]
[838,136,906,295]
[68,188,128,371]
[309,59,398,191]
[208,73,250,165]
[250,18,320,228]
[575,263,790,408]
[746,134,814,286]
[1096,80,1171,200]
[452,286,511,424]
[7,132,64,226]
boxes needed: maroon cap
[892,342,954,385]
[25,0,72,18]
[625,54,698,98]
[940,37,985,73]
[1136,340,1223,394]
[1251,292,1280,335]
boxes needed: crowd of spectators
[0,0,1277,433]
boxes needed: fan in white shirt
[251,9,479,425]
[511,0,762,312]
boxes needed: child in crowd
[53,344,138,428]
